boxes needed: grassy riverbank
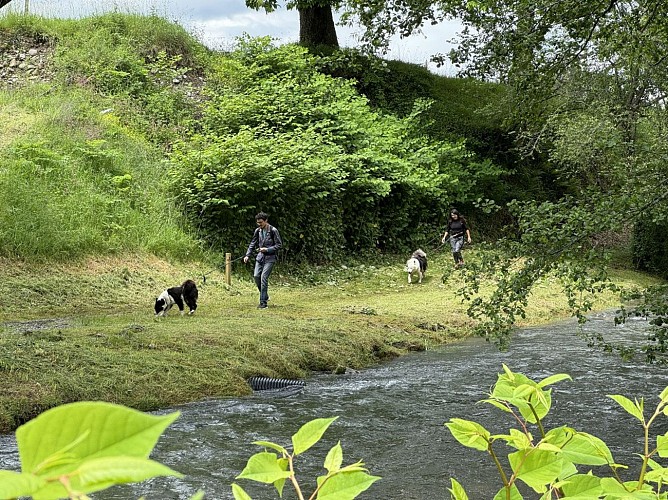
[0,249,660,433]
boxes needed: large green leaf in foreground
[14,401,181,499]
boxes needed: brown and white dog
[154,279,198,316]
[405,249,427,284]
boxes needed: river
[1,311,665,499]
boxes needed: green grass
[0,250,659,433]
[0,13,207,262]
[0,83,200,261]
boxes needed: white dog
[405,249,427,284]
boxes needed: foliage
[1,11,537,266]
[446,364,668,499]
[0,86,200,261]
[1,12,207,147]
[315,48,558,211]
[168,37,500,261]
[232,416,380,499]
[49,13,206,145]
[245,0,343,14]
[0,401,191,500]
[616,284,668,365]
[633,221,668,279]
[0,14,212,261]
[341,0,668,352]
[52,12,206,73]
[455,193,626,348]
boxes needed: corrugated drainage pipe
[248,376,306,391]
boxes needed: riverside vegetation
[0,8,666,500]
[0,399,380,499]
[6,365,668,499]
[0,401,195,500]
[2,251,658,434]
[0,10,656,431]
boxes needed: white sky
[9,0,462,75]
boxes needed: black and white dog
[154,279,198,316]
[405,249,427,284]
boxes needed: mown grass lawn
[0,250,659,432]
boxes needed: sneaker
[257,303,267,309]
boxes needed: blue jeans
[450,236,464,263]
[253,260,275,305]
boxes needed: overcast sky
[12,0,462,75]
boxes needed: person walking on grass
[441,209,471,267]
[243,212,283,309]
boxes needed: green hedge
[168,39,500,261]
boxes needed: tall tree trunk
[298,4,339,48]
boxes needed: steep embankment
[0,20,202,261]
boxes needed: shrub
[633,220,668,278]
[233,417,380,499]
[168,39,499,261]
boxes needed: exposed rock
[0,33,56,88]
[0,31,207,103]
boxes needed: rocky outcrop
[0,33,55,87]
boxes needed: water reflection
[0,312,665,499]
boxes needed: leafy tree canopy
[343,0,668,358]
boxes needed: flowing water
[1,312,666,499]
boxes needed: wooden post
[225,252,231,286]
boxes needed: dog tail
[181,279,198,296]
[413,249,427,272]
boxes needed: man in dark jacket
[243,212,283,309]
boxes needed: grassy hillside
[0,13,206,261]
[0,12,518,263]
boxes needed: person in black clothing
[441,209,471,267]
[243,212,283,309]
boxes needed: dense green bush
[168,38,500,262]
[317,50,562,206]
[633,220,668,278]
